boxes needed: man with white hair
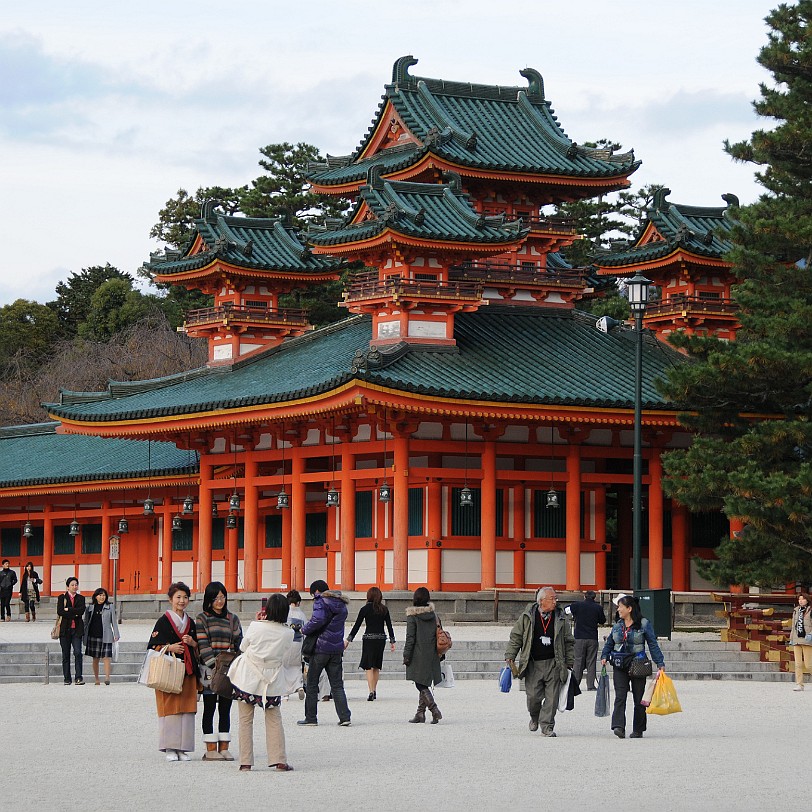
[505,587,574,736]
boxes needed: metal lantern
[171,514,183,532]
[182,495,194,515]
[378,482,392,503]
[459,486,474,508]
[226,512,238,530]
[69,520,80,536]
[229,492,241,511]
[626,273,652,314]
[546,488,559,509]
[118,517,129,535]
[211,501,219,519]
[143,497,154,516]
[326,487,340,508]
[23,521,33,538]
[276,488,289,510]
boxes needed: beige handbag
[145,646,185,694]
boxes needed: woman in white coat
[228,593,302,771]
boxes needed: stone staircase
[0,638,790,684]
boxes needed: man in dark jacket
[0,560,18,621]
[298,580,351,727]
[567,590,606,690]
[56,576,86,684]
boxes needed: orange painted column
[198,459,213,590]
[100,501,112,590]
[427,480,442,591]
[647,452,664,589]
[513,485,526,589]
[161,508,174,592]
[340,444,356,591]
[42,504,53,595]
[481,439,497,590]
[291,446,306,591]
[594,488,607,590]
[393,434,409,591]
[671,503,689,591]
[243,455,259,592]
[565,442,582,590]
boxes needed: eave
[153,259,340,286]
[596,248,733,276]
[309,228,525,256]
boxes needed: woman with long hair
[148,582,200,761]
[19,562,41,622]
[196,581,242,759]
[83,587,119,685]
[345,586,396,701]
[403,587,442,724]
[601,595,665,738]
[789,592,812,691]
[228,592,301,772]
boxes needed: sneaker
[529,719,539,732]
[177,751,191,761]
[338,719,352,727]
[297,719,318,726]
[542,731,557,737]
[75,678,85,685]
[64,680,72,686]
[794,685,804,692]
[165,752,179,762]
[613,727,625,739]
[629,732,643,738]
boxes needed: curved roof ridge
[0,422,59,439]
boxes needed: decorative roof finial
[392,55,418,85]
[652,187,672,212]
[519,68,545,99]
[721,193,740,209]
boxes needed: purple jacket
[301,590,349,654]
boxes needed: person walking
[0,559,17,621]
[19,562,41,622]
[56,577,86,685]
[403,587,443,724]
[297,579,351,727]
[789,592,812,691]
[148,582,200,761]
[567,590,606,690]
[196,581,242,759]
[346,586,396,701]
[83,588,119,685]
[228,593,301,772]
[600,595,665,739]
[505,587,574,737]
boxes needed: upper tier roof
[0,423,194,488]
[596,189,738,270]
[47,306,684,426]
[308,55,639,189]
[144,201,343,278]
[307,171,527,249]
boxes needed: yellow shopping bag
[645,671,682,715]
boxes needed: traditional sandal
[271,763,294,772]
[239,765,252,771]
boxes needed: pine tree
[660,1,812,586]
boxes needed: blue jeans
[304,653,350,723]
[60,630,83,682]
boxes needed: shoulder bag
[608,649,633,670]
[628,653,653,678]
[144,646,185,694]
[50,616,62,640]
[436,617,453,656]
[209,651,238,698]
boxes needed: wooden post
[595,487,608,591]
[671,502,689,591]
[100,501,112,590]
[291,445,306,591]
[480,438,496,589]
[340,443,356,591]
[243,455,259,592]
[512,485,526,589]
[427,480,442,592]
[393,434,409,590]
[42,504,53,595]
[648,451,664,589]
[198,458,213,590]
[565,442,581,590]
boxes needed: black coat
[57,592,86,637]
[20,571,41,602]
[568,598,606,640]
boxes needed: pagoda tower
[595,188,740,341]
[146,201,343,364]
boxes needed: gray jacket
[83,603,119,646]
[505,603,574,682]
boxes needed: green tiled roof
[0,423,194,488]
[48,307,684,424]
[309,56,639,188]
[307,173,527,247]
[596,189,738,269]
[144,203,343,276]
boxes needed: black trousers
[611,667,647,734]
[60,630,83,681]
[23,598,37,618]
[202,692,233,736]
[0,591,12,619]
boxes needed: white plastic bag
[438,662,455,688]
[558,670,573,711]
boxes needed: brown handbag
[436,617,453,655]
[209,651,237,698]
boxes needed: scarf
[797,606,807,637]
[165,610,194,676]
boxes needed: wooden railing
[645,295,739,317]
[343,273,483,302]
[480,210,578,233]
[185,305,310,327]
[449,261,588,286]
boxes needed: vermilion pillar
[481,439,497,589]
[243,455,259,592]
[393,434,409,590]
[566,442,581,590]
[161,507,174,592]
[671,503,689,591]
[281,498,292,590]
[225,517,238,593]
[427,480,442,591]
[594,488,607,590]
[198,459,213,590]
[291,446,306,590]
[512,485,526,589]
[100,501,112,590]
[42,504,53,595]
[340,443,356,590]
[648,451,664,589]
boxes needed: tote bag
[140,647,184,694]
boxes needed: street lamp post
[626,274,651,592]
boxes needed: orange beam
[427,480,442,592]
[392,435,409,590]
[291,448,306,591]
[243,455,259,592]
[340,443,356,590]
[565,443,581,590]
[480,440,496,589]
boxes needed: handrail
[185,304,310,327]
[645,295,739,316]
[449,262,588,286]
[343,277,484,301]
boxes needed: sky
[0,0,779,308]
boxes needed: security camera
[595,316,621,333]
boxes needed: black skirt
[359,636,386,670]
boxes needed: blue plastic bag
[498,665,513,693]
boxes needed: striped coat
[195,610,243,668]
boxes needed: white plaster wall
[355,551,377,584]
[261,559,283,590]
[213,345,233,361]
[525,551,566,585]
[579,553,596,585]
[78,564,101,589]
[212,561,226,584]
[171,562,193,584]
[408,548,428,582]
[442,550,481,584]
[52,565,75,590]
[496,551,513,584]
[305,558,327,586]
[384,550,393,583]
[408,321,446,339]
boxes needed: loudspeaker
[595,316,621,333]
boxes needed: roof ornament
[367,164,386,191]
[519,67,545,99]
[241,240,253,257]
[351,346,383,373]
[442,171,462,193]
[721,193,740,209]
[392,55,418,86]
[213,235,233,254]
[380,201,399,223]
[424,126,452,148]
[653,187,672,212]
[201,199,219,223]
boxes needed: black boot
[421,688,442,724]
[408,691,427,723]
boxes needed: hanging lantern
[326,487,340,508]
[23,521,33,538]
[143,497,154,516]
[171,514,183,532]
[69,520,80,536]
[229,492,240,511]
[378,482,392,503]
[211,501,219,519]
[459,486,473,508]
[546,488,559,509]
[118,517,129,535]
[226,512,238,530]
[276,488,289,510]
[182,496,194,515]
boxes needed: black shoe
[542,731,557,737]
[64,680,72,685]
[529,719,539,732]
[75,678,85,685]
[613,727,625,739]
[296,719,318,726]
[629,731,643,739]
[337,720,352,727]
[367,692,375,701]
